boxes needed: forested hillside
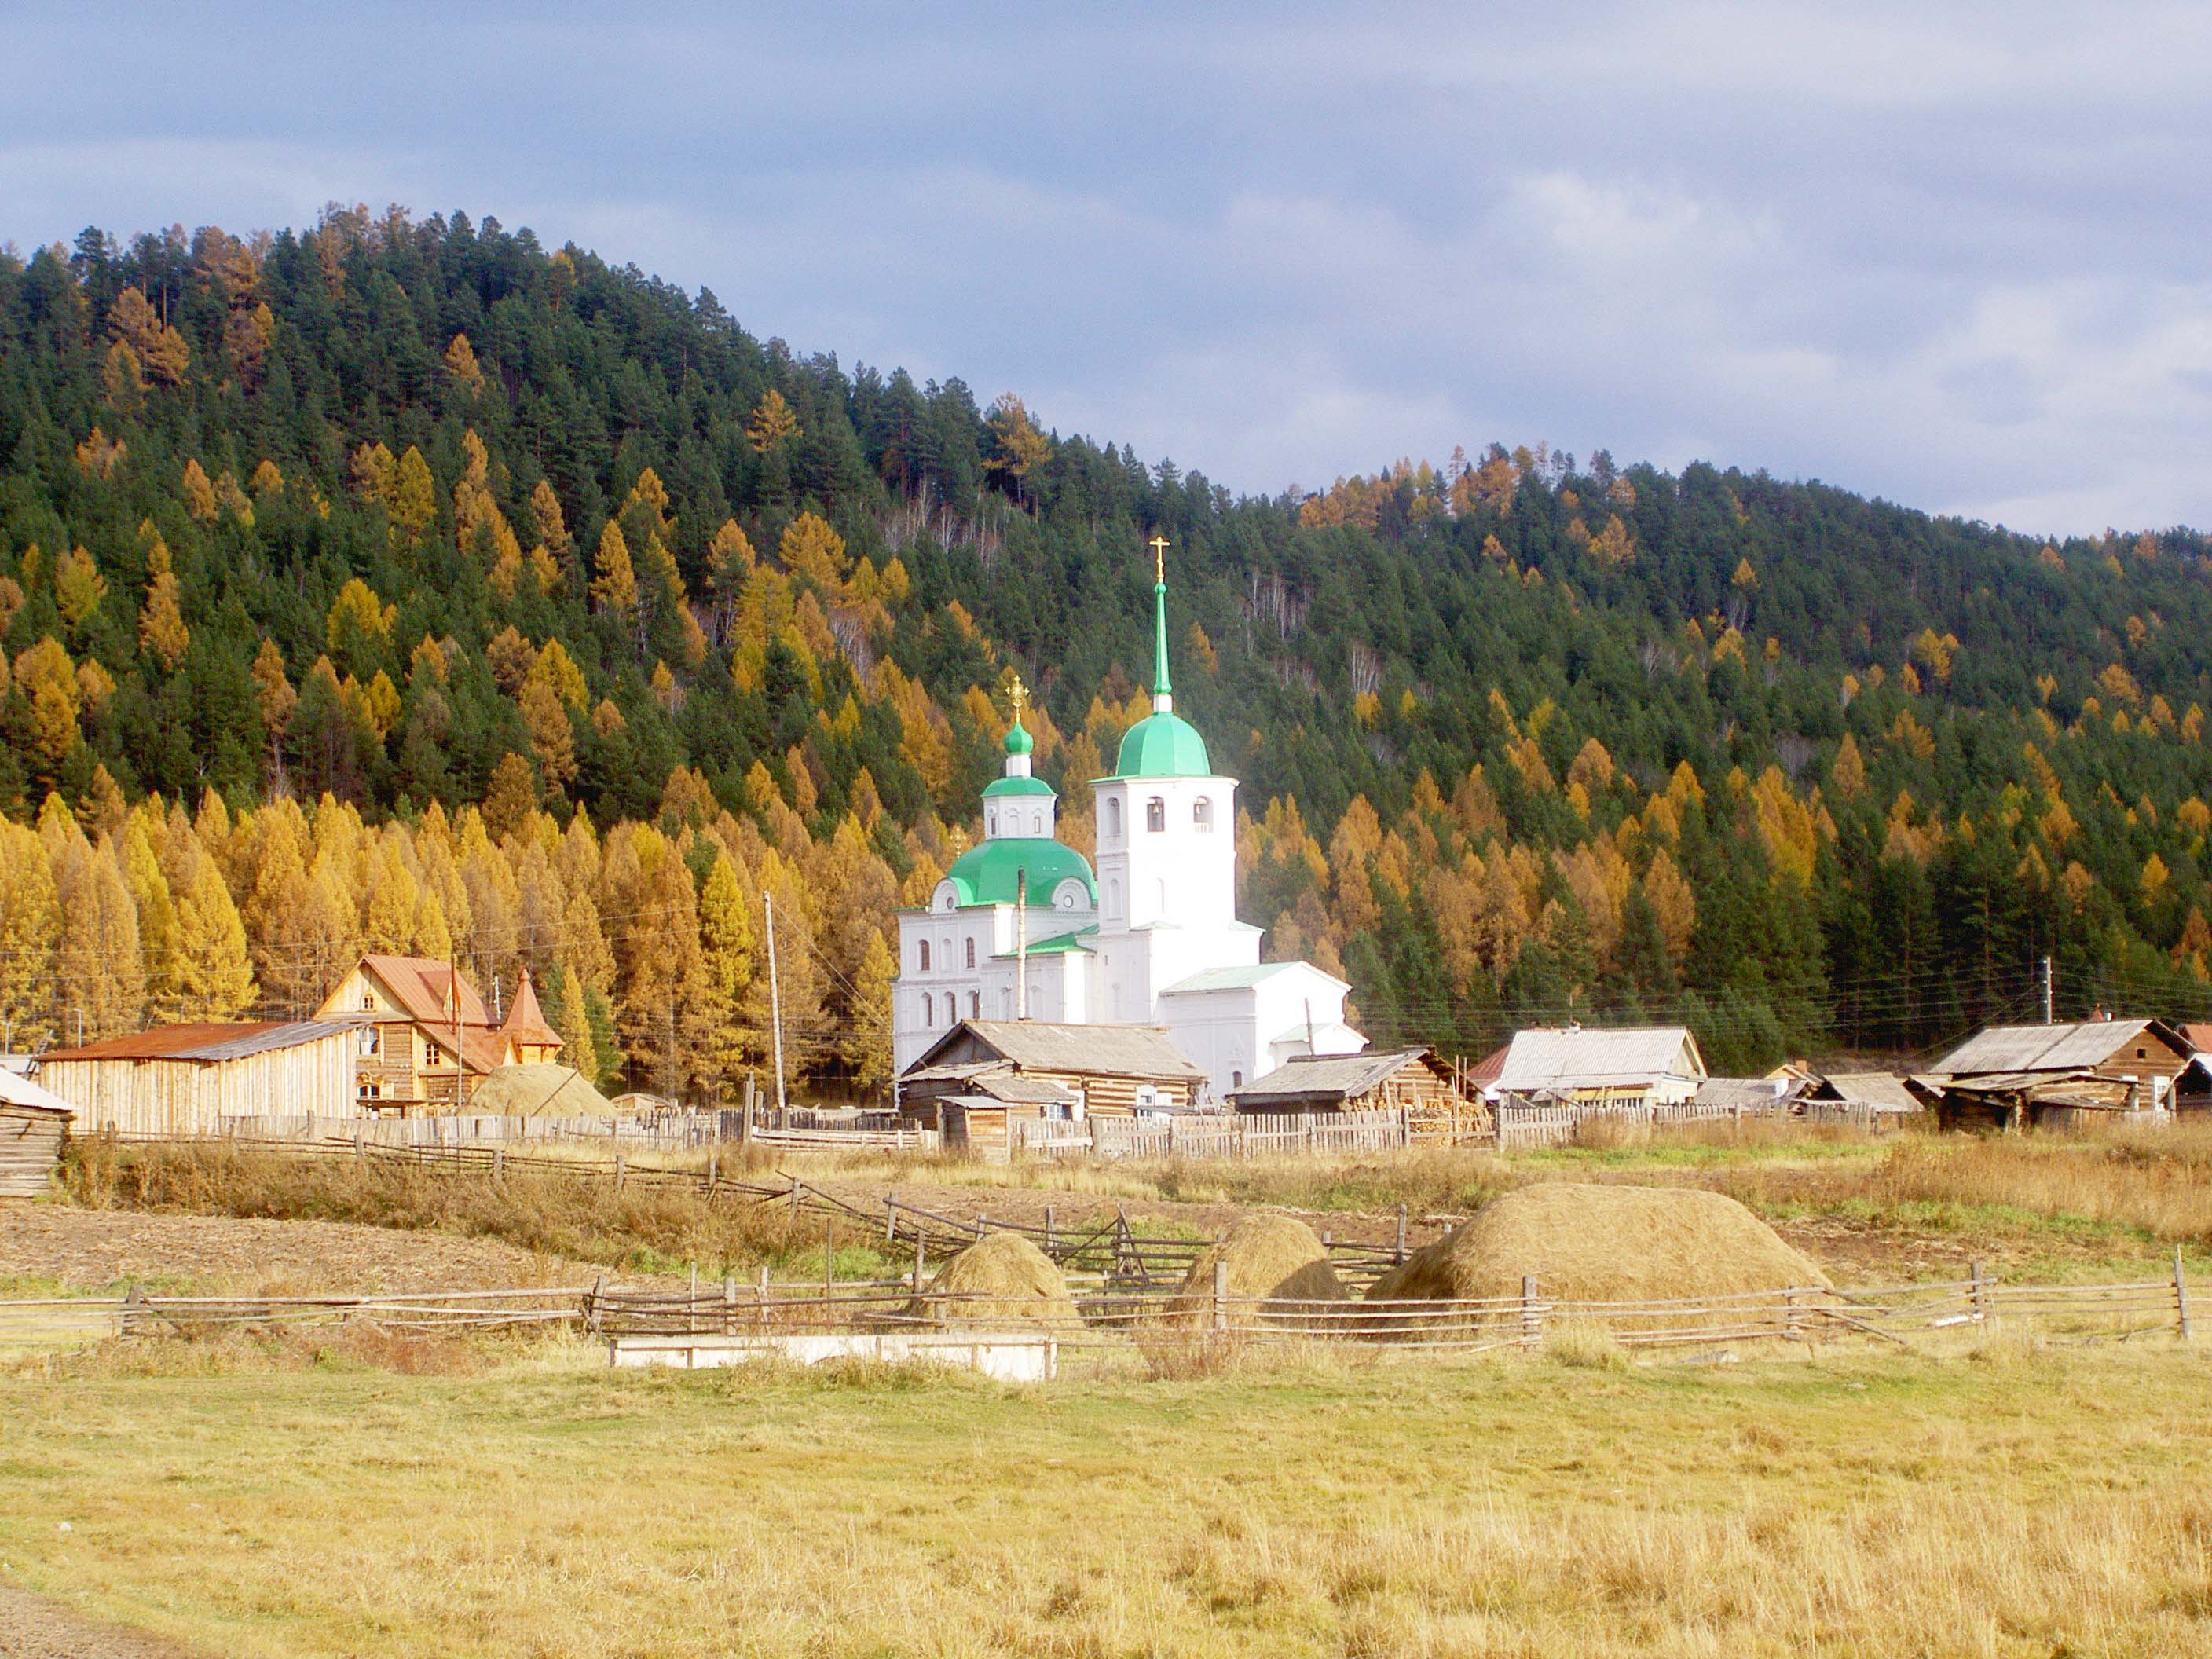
[5,206,2212,1093]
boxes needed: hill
[5,206,2212,1089]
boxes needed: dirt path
[0,1584,202,1658]
[0,1207,601,1296]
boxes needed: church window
[1193,796,1213,831]
[1158,877,1167,912]
[1001,989,1013,1016]
[1107,877,1121,919]
[918,940,931,972]
[965,939,976,969]
[1031,811,1042,834]
[1146,797,1166,832]
[987,810,997,836]
[1232,1070,1243,1089]
[969,991,980,1017]
[1105,797,1122,838]
[921,992,933,1025]
[940,938,954,970]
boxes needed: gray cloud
[5,2,2210,533]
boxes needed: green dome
[982,774,1055,799]
[941,837,1097,907]
[1114,710,1212,778]
[1003,719,1035,757]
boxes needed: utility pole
[451,944,463,1112]
[764,888,788,1116]
[1016,870,1028,1020]
[2042,955,2054,1025]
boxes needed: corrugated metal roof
[1932,1020,2173,1075]
[1693,1076,1800,1111]
[0,1071,73,1115]
[43,1020,354,1064]
[1494,1027,1705,1091]
[351,954,493,1029]
[911,1020,1203,1081]
[1817,1071,1921,1111]
[1231,1048,1432,1104]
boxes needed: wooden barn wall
[42,1037,361,1136]
[0,1105,68,1198]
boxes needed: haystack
[1165,1214,1346,1327]
[910,1232,1082,1328]
[469,1064,617,1118]
[1364,1183,1828,1331]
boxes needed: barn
[1926,1019,2192,1130]
[0,1072,73,1199]
[897,1020,1204,1155]
[37,1021,361,1136]
[1228,1047,1488,1137]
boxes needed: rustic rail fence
[6,1255,2192,1359]
[187,1111,934,1153]
[1013,1108,1428,1161]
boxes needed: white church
[891,547,1364,1102]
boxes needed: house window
[1105,797,1122,838]
[1146,797,1166,833]
[1193,797,1213,830]
[965,939,976,969]
[360,1027,380,1057]
[919,940,931,972]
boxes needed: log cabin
[897,1020,1204,1153]
[1926,1018,2193,1130]
[0,1072,73,1199]
[1227,1047,1489,1137]
[313,955,561,1113]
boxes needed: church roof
[942,837,1097,907]
[1112,710,1212,778]
[1161,961,1348,994]
[982,774,1055,799]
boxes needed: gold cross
[1008,671,1027,720]
[1148,533,1170,581]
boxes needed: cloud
[5,5,2211,532]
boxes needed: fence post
[1521,1275,1541,1350]
[1970,1260,1988,1323]
[1044,1205,1056,1257]
[1395,1204,1408,1265]
[913,1228,926,1291]
[789,1177,803,1218]
[493,1147,504,1184]
[708,1148,718,1192]
[613,1152,626,1194]
[2177,1247,2193,1342]
[588,1274,604,1339]
[884,1196,897,1243]
[1783,1287,1802,1344]
[1212,1258,1229,1335]
[722,1275,735,1335]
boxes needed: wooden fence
[1013,1108,1418,1162]
[9,1257,2189,1359]
[192,1111,934,1154]
[1491,1093,1921,1148]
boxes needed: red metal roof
[355,954,492,1029]
[501,967,562,1049]
[42,1022,353,1064]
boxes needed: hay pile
[1165,1214,1346,1327]
[910,1232,1082,1328]
[469,1064,617,1118]
[1365,1182,1829,1311]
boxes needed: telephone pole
[764,888,788,1116]
[2042,955,2054,1025]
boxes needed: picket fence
[1013,1108,1415,1162]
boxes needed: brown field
[0,1333,2208,1657]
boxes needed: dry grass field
[1,1335,2208,1657]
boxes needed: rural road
[0,1584,199,1658]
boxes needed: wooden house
[1927,1019,2193,1130]
[1486,1025,1708,1109]
[897,1020,1204,1152]
[312,955,558,1113]
[38,1022,359,1137]
[1228,1047,1488,1136]
[0,1073,73,1199]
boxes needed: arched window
[1031,811,1042,835]
[1232,1070,1243,1090]
[918,940,931,972]
[1001,988,1013,1016]
[965,939,976,969]
[968,991,980,1017]
[1105,797,1122,838]
[921,992,933,1025]
[940,938,954,971]
[1193,797,1213,831]
[1146,797,1166,832]
[987,810,998,836]
[1107,877,1121,919]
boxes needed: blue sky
[7,2,2210,535]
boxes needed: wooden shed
[0,1073,73,1199]
[1228,1047,1488,1137]
[38,1021,362,1137]
[1926,1019,2193,1130]
[897,1020,1203,1145]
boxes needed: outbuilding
[37,1021,362,1137]
[897,1020,1205,1153]
[0,1072,73,1199]
[1228,1046,1489,1137]
[1926,1019,2192,1130]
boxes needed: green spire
[1148,533,1172,705]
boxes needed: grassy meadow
[2,1335,2209,1657]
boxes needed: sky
[6,2,2211,536]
